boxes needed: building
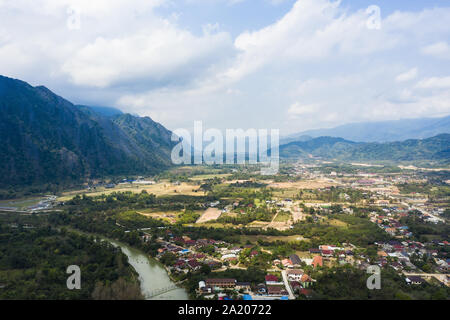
[300,274,313,288]
[265,275,283,285]
[312,256,323,268]
[286,269,304,281]
[187,259,201,271]
[406,276,425,285]
[321,250,333,257]
[236,282,251,291]
[289,254,301,266]
[267,285,288,296]
[205,278,237,289]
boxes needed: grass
[190,174,232,181]
[273,211,291,222]
[58,182,205,201]
[136,210,183,224]
[240,235,309,244]
[187,222,239,229]
[294,251,314,259]
[327,219,349,227]
[0,197,43,210]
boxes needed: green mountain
[280,134,450,162]
[283,116,450,143]
[0,75,175,188]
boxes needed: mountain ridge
[280,134,450,162]
[0,75,176,188]
[283,116,450,144]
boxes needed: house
[256,284,267,294]
[221,254,237,260]
[174,259,187,272]
[286,269,304,281]
[281,259,293,268]
[187,259,201,271]
[267,285,288,296]
[290,281,302,292]
[250,250,259,257]
[377,251,388,257]
[300,274,313,288]
[289,254,301,266]
[236,282,251,291]
[406,276,425,285]
[321,250,333,257]
[312,256,323,268]
[299,289,312,297]
[206,278,237,289]
[265,275,283,285]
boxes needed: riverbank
[65,227,189,300]
[106,239,189,300]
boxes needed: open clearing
[0,197,43,211]
[327,219,349,227]
[271,180,339,199]
[190,174,232,181]
[196,208,222,224]
[247,221,270,229]
[58,182,205,201]
[240,235,309,244]
[136,210,182,224]
[269,180,338,192]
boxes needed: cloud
[62,30,233,88]
[288,103,317,117]
[0,0,235,90]
[0,0,449,134]
[396,68,418,82]
[113,0,450,132]
[421,41,450,59]
[416,76,450,89]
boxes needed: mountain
[0,75,175,187]
[280,134,450,162]
[283,116,450,143]
[78,105,124,117]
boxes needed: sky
[0,0,449,135]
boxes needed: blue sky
[0,0,449,135]
[157,0,450,37]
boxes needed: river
[107,239,189,300]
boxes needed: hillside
[0,75,175,188]
[283,116,450,144]
[280,134,450,162]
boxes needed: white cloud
[416,76,450,89]
[0,0,450,134]
[288,103,317,117]
[396,68,418,82]
[421,41,450,59]
[62,30,233,88]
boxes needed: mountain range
[1,74,449,188]
[279,134,450,163]
[282,116,450,144]
[0,75,175,188]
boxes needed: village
[2,160,448,300]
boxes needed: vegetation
[280,134,450,162]
[0,221,141,299]
[0,75,174,188]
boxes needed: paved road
[281,270,295,300]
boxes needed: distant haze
[282,115,450,143]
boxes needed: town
[1,160,448,300]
